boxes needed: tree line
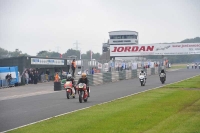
[0,48,101,60]
[36,49,101,60]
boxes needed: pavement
[0,68,199,132]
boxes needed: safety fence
[0,78,16,88]
[73,67,162,86]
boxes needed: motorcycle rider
[76,73,90,97]
[159,69,166,80]
[66,73,76,95]
[140,70,147,80]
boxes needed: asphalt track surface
[0,69,199,132]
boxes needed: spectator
[54,73,60,82]
[8,74,12,87]
[91,68,94,75]
[32,71,35,84]
[46,69,50,81]
[5,74,9,87]
[29,71,33,84]
[34,71,38,84]
[24,71,29,85]
[71,59,76,77]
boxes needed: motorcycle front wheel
[79,91,83,103]
[141,81,143,86]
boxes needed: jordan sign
[110,43,200,56]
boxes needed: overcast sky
[0,0,200,56]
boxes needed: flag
[80,50,81,59]
[90,50,93,60]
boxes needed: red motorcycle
[76,83,89,103]
[64,81,75,99]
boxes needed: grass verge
[168,63,187,69]
[8,76,200,133]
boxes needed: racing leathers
[159,69,166,80]
[140,71,147,80]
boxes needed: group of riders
[65,72,90,97]
[139,68,166,80]
[65,68,166,96]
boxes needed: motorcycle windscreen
[78,83,84,88]
[160,73,165,77]
[139,75,144,79]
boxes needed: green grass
[8,76,200,133]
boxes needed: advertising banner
[31,58,64,65]
[109,39,138,44]
[98,63,102,69]
[110,43,200,57]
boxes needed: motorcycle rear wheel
[66,91,70,99]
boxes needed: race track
[0,69,199,132]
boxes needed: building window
[110,35,137,39]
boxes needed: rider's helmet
[81,73,87,79]
[67,74,72,79]
[141,70,144,73]
[161,69,165,73]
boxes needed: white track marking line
[0,91,62,101]
[2,74,200,133]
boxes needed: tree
[36,50,61,58]
[0,48,9,58]
[36,50,49,57]
[62,49,80,59]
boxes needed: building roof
[109,30,138,33]
[0,55,66,60]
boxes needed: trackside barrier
[151,68,155,75]
[126,70,132,79]
[87,75,93,86]
[155,67,159,74]
[71,67,162,87]
[103,72,112,83]
[0,79,8,88]
[147,68,151,76]
[131,70,137,78]
[93,73,103,85]
[111,72,119,82]
[137,69,141,77]
[0,79,16,88]
[118,71,126,80]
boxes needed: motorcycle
[160,73,166,84]
[76,83,89,103]
[64,81,75,99]
[139,75,146,86]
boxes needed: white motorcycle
[160,73,166,84]
[139,75,146,86]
